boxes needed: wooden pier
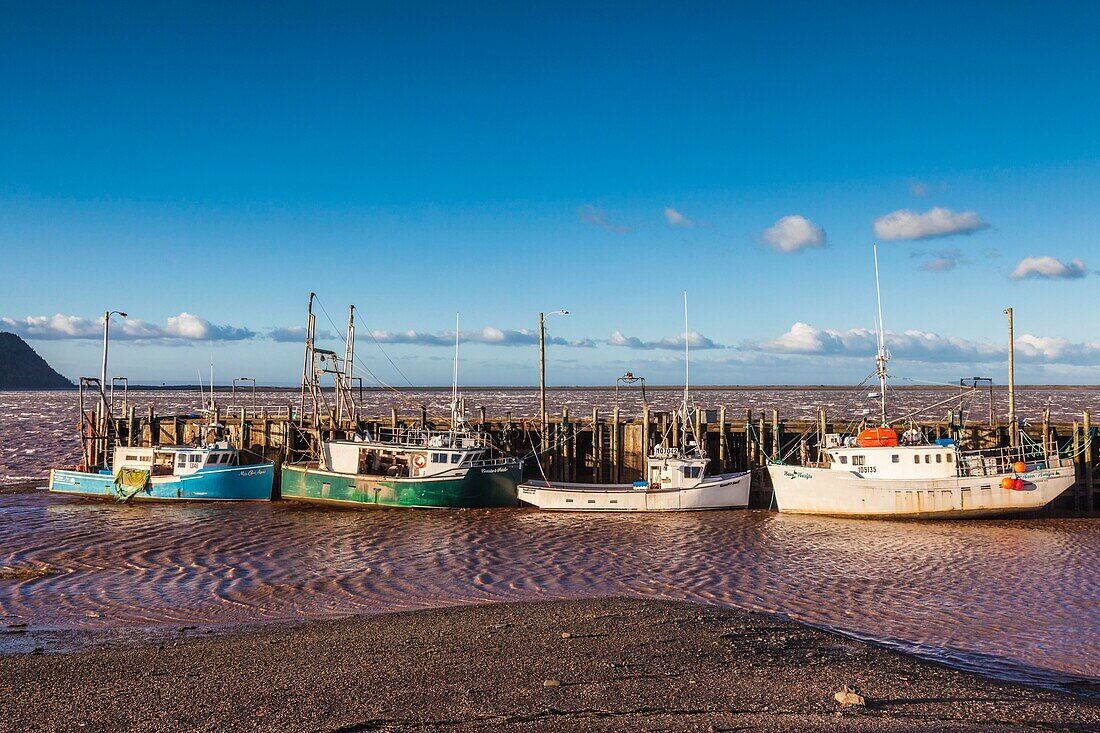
[81,400,1100,512]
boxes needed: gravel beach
[1,597,1098,732]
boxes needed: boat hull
[518,472,751,511]
[48,464,275,502]
[280,462,521,509]
[766,463,1075,518]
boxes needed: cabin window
[683,466,702,478]
[839,455,848,464]
[914,455,920,464]
[936,454,943,463]
[125,454,139,461]
[190,455,202,465]
[178,455,188,468]
[924,455,931,464]
[852,455,865,466]
[891,455,899,463]
[946,454,953,463]
[451,454,461,464]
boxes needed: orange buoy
[1000,477,1015,490]
[1013,461,1027,474]
[1014,478,1025,491]
[857,427,899,448]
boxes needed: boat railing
[222,405,295,419]
[956,443,1066,477]
[374,426,494,450]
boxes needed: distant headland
[0,333,73,388]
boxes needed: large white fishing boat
[767,247,1075,519]
[519,293,751,511]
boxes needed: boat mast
[342,305,356,421]
[873,244,889,427]
[682,291,690,452]
[301,292,316,419]
[451,312,461,433]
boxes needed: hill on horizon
[0,332,73,388]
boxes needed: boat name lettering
[482,467,508,474]
[239,469,267,477]
[784,469,812,480]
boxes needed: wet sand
[1,597,1097,732]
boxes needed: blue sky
[2,2,1098,386]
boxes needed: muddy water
[1,490,1097,688]
[2,387,1097,485]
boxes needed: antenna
[873,244,889,426]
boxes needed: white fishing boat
[519,293,751,512]
[766,247,1075,519]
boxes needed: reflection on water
[1,490,1098,688]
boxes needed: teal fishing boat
[282,297,521,509]
[281,431,521,508]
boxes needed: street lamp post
[233,377,257,412]
[538,309,569,440]
[100,310,128,412]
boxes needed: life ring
[412,454,428,469]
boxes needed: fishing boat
[518,293,751,511]
[49,443,275,502]
[48,376,274,502]
[280,298,522,509]
[766,247,1075,518]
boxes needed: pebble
[542,679,561,687]
[834,685,867,706]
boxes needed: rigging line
[360,318,416,389]
[313,295,420,408]
[887,387,981,425]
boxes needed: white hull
[767,463,1075,518]
[518,472,750,512]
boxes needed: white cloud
[1,313,255,342]
[1009,256,1088,281]
[578,204,630,233]
[664,207,693,228]
[163,312,255,341]
[912,247,964,272]
[269,326,337,343]
[607,330,722,350]
[748,322,1001,362]
[760,215,826,253]
[873,207,988,241]
[369,328,595,348]
[747,322,1100,366]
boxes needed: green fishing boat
[281,434,522,508]
[283,295,522,509]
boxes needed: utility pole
[1004,307,1016,447]
[539,311,546,439]
[538,309,569,442]
[100,310,127,413]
